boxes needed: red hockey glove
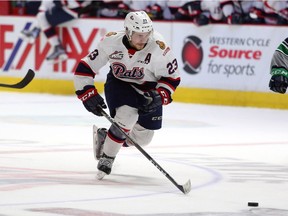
[157,88,172,105]
[76,85,107,116]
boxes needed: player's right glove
[269,67,288,94]
[76,85,107,116]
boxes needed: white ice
[0,92,288,216]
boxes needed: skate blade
[96,171,106,180]
[19,34,35,44]
[47,54,68,64]
[93,125,98,160]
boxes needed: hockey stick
[0,69,35,89]
[99,107,192,194]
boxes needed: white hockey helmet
[124,11,153,40]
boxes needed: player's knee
[114,105,138,129]
[130,123,154,146]
[109,105,138,141]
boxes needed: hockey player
[21,0,92,62]
[269,38,288,94]
[74,11,180,179]
[20,0,54,44]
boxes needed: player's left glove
[269,68,288,94]
[140,88,172,113]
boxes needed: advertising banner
[174,23,286,92]
[0,16,286,95]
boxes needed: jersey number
[88,49,99,60]
[167,58,178,74]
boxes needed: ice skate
[20,27,41,44]
[46,44,68,63]
[96,153,115,180]
[93,125,107,160]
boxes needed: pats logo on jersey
[109,51,124,60]
[182,36,203,75]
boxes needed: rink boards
[1,16,288,109]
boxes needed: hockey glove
[269,68,288,94]
[76,85,107,116]
[140,88,172,113]
[269,75,288,94]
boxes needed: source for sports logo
[182,36,203,74]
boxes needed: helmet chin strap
[125,28,132,41]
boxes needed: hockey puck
[248,202,259,207]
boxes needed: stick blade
[16,69,35,89]
[179,179,192,194]
[0,69,35,89]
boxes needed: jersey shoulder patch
[156,40,166,50]
[101,31,120,43]
[106,32,117,37]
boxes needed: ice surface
[0,92,287,216]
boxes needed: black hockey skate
[93,125,107,160]
[97,153,115,180]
